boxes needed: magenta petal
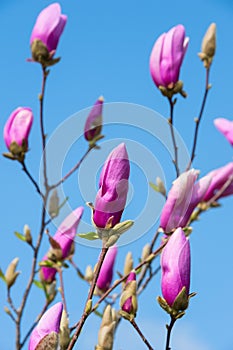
[122,271,136,313]
[161,228,190,306]
[84,97,103,141]
[214,118,233,146]
[30,3,67,52]
[94,143,130,228]
[28,302,63,350]
[149,33,166,87]
[96,246,117,291]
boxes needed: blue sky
[0,0,232,349]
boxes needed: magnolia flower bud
[96,246,117,292]
[5,258,20,289]
[156,177,166,197]
[93,143,130,229]
[24,224,32,245]
[84,97,104,144]
[141,243,150,262]
[85,265,94,282]
[49,189,60,218]
[29,302,63,350]
[198,23,216,68]
[161,228,190,308]
[120,272,137,320]
[40,207,83,283]
[3,107,33,161]
[30,3,67,66]
[96,305,116,350]
[59,310,70,350]
[214,118,233,146]
[123,252,134,277]
[150,24,189,96]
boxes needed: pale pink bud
[214,118,233,146]
[40,207,83,282]
[150,24,189,88]
[96,245,117,292]
[161,228,190,306]
[93,143,130,228]
[28,302,63,350]
[30,3,67,53]
[3,107,33,151]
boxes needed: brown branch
[165,317,176,350]
[168,98,179,177]
[67,246,109,350]
[130,318,154,350]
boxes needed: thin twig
[58,268,68,315]
[165,317,176,350]
[15,66,49,349]
[7,289,18,316]
[168,97,179,177]
[21,161,43,198]
[50,146,93,190]
[137,266,161,295]
[67,246,109,350]
[187,68,210,170]
[130,318,154,350]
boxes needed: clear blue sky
[0,0,232,349]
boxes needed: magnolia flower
[150,24,189,89]
[160,170,211,233]
[40,207,84,282]
[4,107,33,152]
[84,97,104,142]
[28,302,63,350]
[214,118,233,146]
[161,228,190,307]
[93,143,130,228]
[96,245,117,292]
[203,162,233,201]
[30,3,67,63]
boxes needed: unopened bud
[96,305,115,350]
[85,265,94,282]
[24,225,32,245]
[5,258,20,289]
[156,177,166,197]
[59,310,70,350]
[123,252,133,277]
[45,280,57,303]
[198,23,216,68]
[120,272,137,320]
[141,244,150,262]
[49,189,59,218]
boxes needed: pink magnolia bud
[84,97,104,142]
[214,118,233,146]
[96,245,117,292]
[3,107,33,151]
[93,143,130,228]
[29,302,63,350]
[40,207,84,282]
[150,24,189,88]
[121,271,136,313]
[30,3,67,53]
[203,162,233,201]
[161,228,190,307]
[160,170,211,233]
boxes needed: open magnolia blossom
[160,169,211,233]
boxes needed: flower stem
[21,161,43,198]
[168,97,179,177]
[58,267,68,315]
[50,145,93,189]
[187,68,210,170]
[67,246,109,350]
[130,318,154,350]
[165,317,176,350]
